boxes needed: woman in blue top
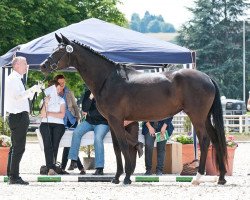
[142,117,174,175]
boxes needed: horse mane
[73,40,122,66]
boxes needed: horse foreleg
[120,144,137,185]
[110,129,123,184]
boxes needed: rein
[47,51,68,72]
[46,44,73,72]
[30,75,49,117]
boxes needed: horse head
[40,34,74,74]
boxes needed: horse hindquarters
[110,129,124,184]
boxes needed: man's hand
[160,124,167,137]
[148,126,156,137]
[37,81,45,90]
[146,122,155,136]
[30,84,42,94]
[82,111,87,117]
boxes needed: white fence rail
[172,113,250,134]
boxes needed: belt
[9,111,29,115]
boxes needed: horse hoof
[123,178,132,185]
[218,179,226,185]
[191,179,200,185]
[111,178,120,184]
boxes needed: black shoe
[93,168,104,175]
[156,170,163,176]
[60,169,69,175]
[144,170,152,175]
[9,177,29,185]
[80,168,86,175]
[135,142,144,158]
[68,160,77,170]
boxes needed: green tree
[177,0,250,100]
[147,20,161,33]
[0,0,127,55]
[130,13,141,32]
[0,0,127,104]
[161,23,175,33]
[0,4,25,54]
[130,11,176,33]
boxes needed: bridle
[45,43,74,72]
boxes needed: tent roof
[0,18,194,68]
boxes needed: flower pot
[205,146,236,176]
[182,144,195,165]
[0,147,10,175]
[83,157,95,170]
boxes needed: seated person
[68,88,109,175]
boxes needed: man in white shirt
[6,56,41,185]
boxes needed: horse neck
[74,46,115,95]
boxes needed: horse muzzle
[40,59,51,74]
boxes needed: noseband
[46,44,74,72]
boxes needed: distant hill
[145,33,179,43]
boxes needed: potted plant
[205,134,238,176]
[171,134,194,165]
[0,116,12,175]
[81,145,95,170]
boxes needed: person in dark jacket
[68,88,109,175]
[142,117,174,175]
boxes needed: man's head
[12,56,29,75]
[54,74,66,89]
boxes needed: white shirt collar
[12,70,23,79]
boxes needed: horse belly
[125,96,177,121]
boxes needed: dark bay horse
[40,34,228,185]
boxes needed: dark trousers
[61,120,84,170]
[144,132,167,171]
[40,122,65,169]
[61,147,83,170]
[7,111,29,179]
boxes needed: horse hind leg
[206,117,227,185]
[110,129,123,184]
[188,116,210,185]
[108,116,133,185]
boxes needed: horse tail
[209,79,227,170]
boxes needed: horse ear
[55,33,62,43]
[61,34,71,45]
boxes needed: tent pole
[191,51,198,160]
[1,67,5,117]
